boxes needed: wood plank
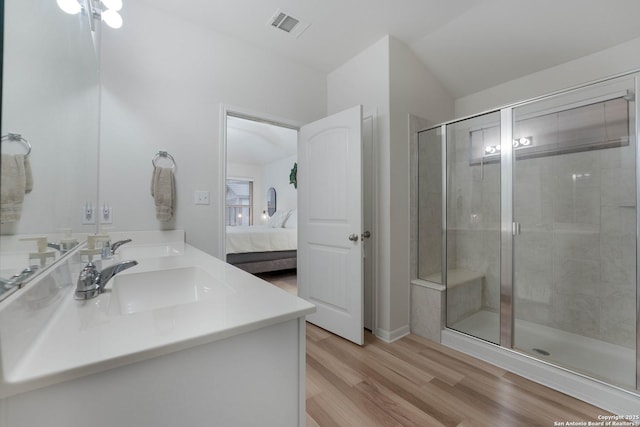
[258,273,615,427]
[305,323,613,427]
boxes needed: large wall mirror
[1,0,100,284]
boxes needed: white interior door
[298,105,364,345]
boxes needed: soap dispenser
[79,234,109,263]
[20,236,56,267]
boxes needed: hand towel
[151,166,174,221]
[24,156,33,193]
[1,154,27,222]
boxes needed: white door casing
[298,105,364,345]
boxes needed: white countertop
[0,237,314,398]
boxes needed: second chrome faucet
[75,260,138,300]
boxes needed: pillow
[267,210,290,228]
[283,209,297,229]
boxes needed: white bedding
[226,225,297,254]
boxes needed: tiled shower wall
[418,126,636,349]
[514,143,636,348]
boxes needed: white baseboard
[375,324,410,343]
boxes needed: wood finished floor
[259,270,612,427]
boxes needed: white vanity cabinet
[0,231,314,427]
[1,318,307,427]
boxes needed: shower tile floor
[450,310,636,390]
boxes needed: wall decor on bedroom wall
[289,162,297,189]
[267,187,277,216]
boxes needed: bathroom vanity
[0,231,314,427]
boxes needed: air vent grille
[268,9,310,39]
[278,16,299,33]
[271,12,286,28]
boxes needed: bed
[226,210,297,274]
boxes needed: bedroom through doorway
[223,111,300,293]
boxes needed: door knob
[348,234,359,242]
[361,231,371,240]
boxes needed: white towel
[151,166,174,221]
[24,156,33,194]
[1,154,28,222]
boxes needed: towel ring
[152,150,176,169]
[1,133,31,157]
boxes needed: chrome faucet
[1,266,39,291]
[75,260,138,300]
[110,239,132,254]
[101,239,133,259]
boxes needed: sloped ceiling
[226,116,297,166]
[143,0,640,98]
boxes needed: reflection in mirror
[1,0,100,294]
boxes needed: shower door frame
[636,74,640,392]
[436,70,640,392]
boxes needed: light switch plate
[194,190,210,205]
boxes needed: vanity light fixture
[56,0,123,29]
[513,136,533,148]
[485,136,533,155]
[97,0,123,29]
[57,0,82,14]
[101,8,123,29]
[484,144,501,154]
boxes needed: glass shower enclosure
[417,72,639,392]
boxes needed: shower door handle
[512,222,521,236]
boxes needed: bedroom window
[226,179,253,226]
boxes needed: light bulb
[57,0,81,14]
[101,0,123,11]
[102,9,123,28]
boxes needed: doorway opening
[220,105,377,343]
[222,110,299,287]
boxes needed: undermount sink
[109,266,234,315]
[117,243,183,260]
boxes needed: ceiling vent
[268,9,310,39]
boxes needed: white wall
[328,35,454,340]
[388,37,455,337]
[263,154,298,214]
[328,36,392,337]
[455,36,640,117]
[99,2,326,257]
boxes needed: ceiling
[144,0,640,98]
[226,116,297,166]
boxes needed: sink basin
[109,266,234,315]
[117,243,183,260]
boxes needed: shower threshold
[449,310,635,390]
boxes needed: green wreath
[289,162,297,189]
